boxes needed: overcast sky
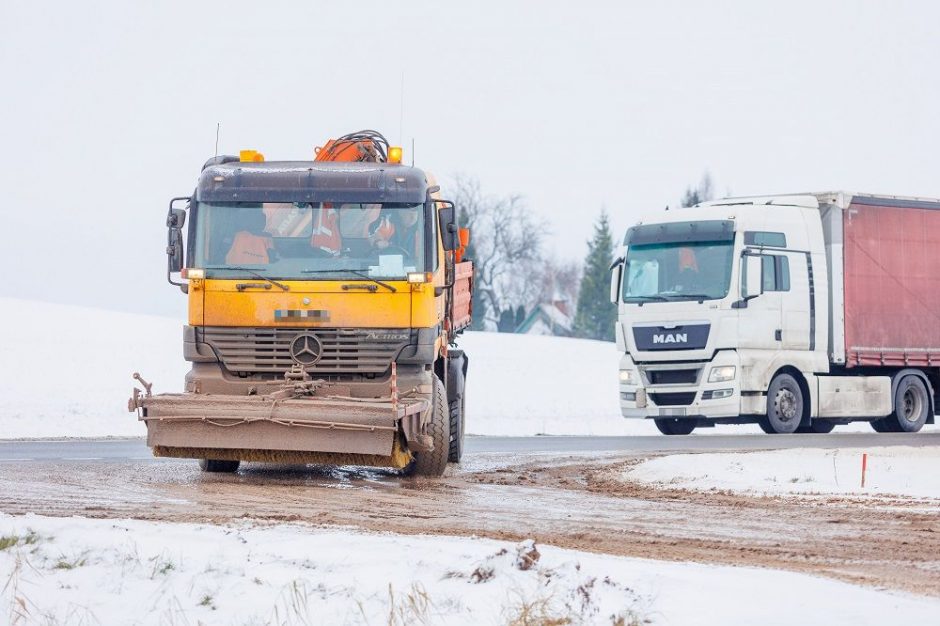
[2,1,938,317]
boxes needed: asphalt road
[1,432,938,463]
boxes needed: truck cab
[611,193,937,435]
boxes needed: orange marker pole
[861,452,868,488]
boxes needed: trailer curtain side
[840,196,940,368]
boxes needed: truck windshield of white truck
[191,201,431,280]
[622,220,735,303]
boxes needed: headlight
[708,365,736,383]
[619,370,635,384]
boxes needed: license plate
[659,408,687,417]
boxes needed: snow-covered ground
[625,446,940,500]
[2,297,937,439]
[2,514,937,626]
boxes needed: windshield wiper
[204,266,289,291]
[626,295,670,302]
[667,293,713,302]
[301,268,397,293]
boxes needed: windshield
[622,240,734,302]
[192,202,428,279]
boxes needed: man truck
[611,191,940,435]
[130,130,473,476]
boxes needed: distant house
[515,299,573,337]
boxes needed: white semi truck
[611,192,940,434]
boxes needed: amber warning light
[388,146,403,164]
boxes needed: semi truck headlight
[619,370,636,384]
[708,365,736,383]
[703,388,733,400]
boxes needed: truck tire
[198,459,240,473]
[761,373,804,434]
[796,420,835,434]
[402,375,450,478]
[654,418,696,435]
[884,375,929,433]
[870,417,898,433]
[448,395,465,463]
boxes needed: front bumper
[618,351,742,419]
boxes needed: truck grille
[649,392,696,406]
[199,327,410,374]
[646,369,699,385]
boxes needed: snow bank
[625,446,940,500]
[2,514,937,625]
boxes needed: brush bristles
[152,440,413,470]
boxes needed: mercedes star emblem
[289,333,323,367]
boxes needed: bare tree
[449,176,547,330]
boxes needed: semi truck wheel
[870,417,897,433]
[885,375,929,433]
[448,394,465,463]
[654,418,696,435]
[402,375,450,478]
[198,459,240,473]
[796,420,835,434]
[761,374,803,434]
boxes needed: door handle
[775,329,782,341]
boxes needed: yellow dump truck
[130,131,472,477]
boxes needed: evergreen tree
[572,210,617,341]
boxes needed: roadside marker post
[861,452,868,488]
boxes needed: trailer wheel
[448,394,465,463]
[796,420,835,434]
[761,373,803,434]
[654,418,696,435]
[198,459,240,473]
[884,375,929,433]
[401,375,450,478]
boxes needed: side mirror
[166,197,190,291]
[609,257,624,304]
[437,202,459,251]
[743,253,764,300]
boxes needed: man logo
[653,333,688,344]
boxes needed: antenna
[399,72,405,145]
[411,137,415,166]
[214,122,221,158]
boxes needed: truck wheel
[762,373,804,434]
[796,420,835,434]
[402,375,450,478]
[654,418,696,435]
[448,395,465,463]
[870,417,898,433]
[884,375,929,433]
[198,459,240,473]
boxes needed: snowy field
[2,514,938,626]
[1,297,937,439]
[625,446,940,500]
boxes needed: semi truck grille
[199,327,410,374]
[646,369,699,385]
[649,392,696,406]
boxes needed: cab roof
[195,160,430,204]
